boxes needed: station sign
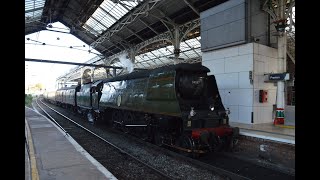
[268,73,290,81]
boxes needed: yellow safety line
[25,119,40,180]
[275,124,295,129]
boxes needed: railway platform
[25,106,117,180]
[229,122,295,171]
[230,122,295,144]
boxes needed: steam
[118,53,134,73]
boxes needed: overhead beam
[183,0,200,16]
[125,26,145,41]
[87,19,200,69]
[135,18,200,52]
[90,0,162,49]
[25,58,123,69]
[139,18,159,35]
[155,8,175,25]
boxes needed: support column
[173,26,181,64]
[275,0,287,125]
[112,68,116,77]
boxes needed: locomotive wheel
[122,111,135,133]
[225,136,238,152]
[176,135,198,158]
[140,127,148,141]
[112,110,122,129]
[153,130,163,146]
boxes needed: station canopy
[25,0,295,78]
[25,0,225,70]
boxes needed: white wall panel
[239,106,253,124]
[253,74,266,89]
[258,74,277,90]
[267,57,278,73]
[257,43,278,58]
[257,44,270,57]
[253,43,259,53]
[239,71,252,88]
[225,54,253,73]
[260,107,274,123]
[238,43,253,55]
[253,106,260,123]
[211,48,230,59]
[202,51,210,61]
[265,89,277,104]
[253,53,260,61]
[215,73,239,89]
[270,47,278,58]
[226,105,239,123]
[224,88,253,106]
[253,60,265,75]
[254,43,278,58]
[220,46,239,58]
[218,89,227,102]
[203,58,225,74]
[203,43,280,124]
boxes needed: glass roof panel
[83,19,104,36]
[185,38,201,48]
[179,53,189,60]
[159,57,173,64]
[83,0,140,35]
[157,47,172,56]
[144,52,156,59]
[100,1,116,12]
[180,42,189,52]
[25,0,46,23]
[133,37,201,69]
[183,50,198,59]
[98,13,117,28]
[195,48,202,55]
[109,4,128,19]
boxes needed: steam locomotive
[44,63,239,155]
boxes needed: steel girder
[59,18,200,81]
[90,0,163,49]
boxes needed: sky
[25,22,101,91]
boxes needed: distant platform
[230,122,295,145]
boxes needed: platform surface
[25,106,117,180]
[230,122,295,144]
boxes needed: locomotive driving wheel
[176,134,198,158]
[153,130,163,146]
[122,111,135,133]
[111,110,122,129]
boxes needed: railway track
[111,123,295,180]
[33,98,293,180]
[34,99,174,180]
